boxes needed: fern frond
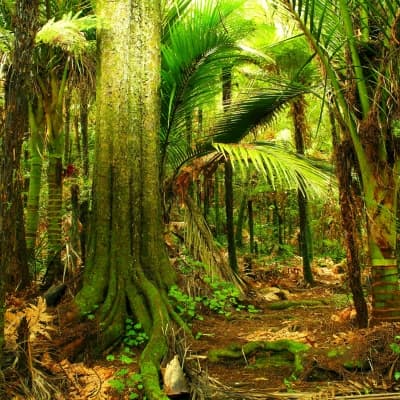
[25,297,55,341]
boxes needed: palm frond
[161,0,249,124]
[273,0,345,64]
[35,11,96,55]
[168,85,305,174]
[162,0,192,39]
[161,0,254,174]
[213,142,335,198]
[205,86,303,145]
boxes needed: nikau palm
[275,0,400,322]
[161,0,335,281]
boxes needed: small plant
[283,373,297,392]
[390,335,400,381]
[168,284,203,321]
[109,370,146,399]
[124,319,148,348]
[202,277,248,316]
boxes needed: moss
[326,346,369,371]
[327,347,348,358]
[266,300,326,310]
[208,340,310,373]
[250,351,293,369]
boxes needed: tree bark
[291,97,314,284]
[80,91,89,178]
[26,103,44,261]
[248,200,255,254]
[75,2,182,398]
[222,65,239,273]
[224,160,239,273]
[0,0,38,365]
[329,104,368,328]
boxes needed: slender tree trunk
[291,97,314,284]
[39,68,68,288]
[26,103,44,261]
[75,2,183,398]
[273,200,284,246]
[80,91,89,178]
[64,94,72,164]
[45,152,63,286]
[222,65,238,273]
[224,160,239,273]
[248,199,255,254]
[235,191,247,248]
[214,170,222,236]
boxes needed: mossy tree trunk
[0,0,38,365]
[64,94,72,165]
[75,2,182,398]
[26,103,45,261]
[80,90,89,178]
[41,76,66,288]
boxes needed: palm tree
[161,0,334,284]
[275,0,400,323]
[269,37,317,283]
[36,7,96,287]
[28,5,95,286]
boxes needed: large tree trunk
[75,2,181,398]
[0,0,38,365]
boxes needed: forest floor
[4,256,400,399]
[185,256,400,399]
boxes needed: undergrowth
[169,256,259,321]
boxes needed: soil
[5,257,400,399]
[182,259,400,399]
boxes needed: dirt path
[186,270,400,399]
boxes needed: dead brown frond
[45,359,115,400]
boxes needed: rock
[163,355,189,395]
[259,286,290,301]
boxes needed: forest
[1,0,400,399]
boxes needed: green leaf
[109,379,125,394]
[120,355,134,364]
[115,368,129,377]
